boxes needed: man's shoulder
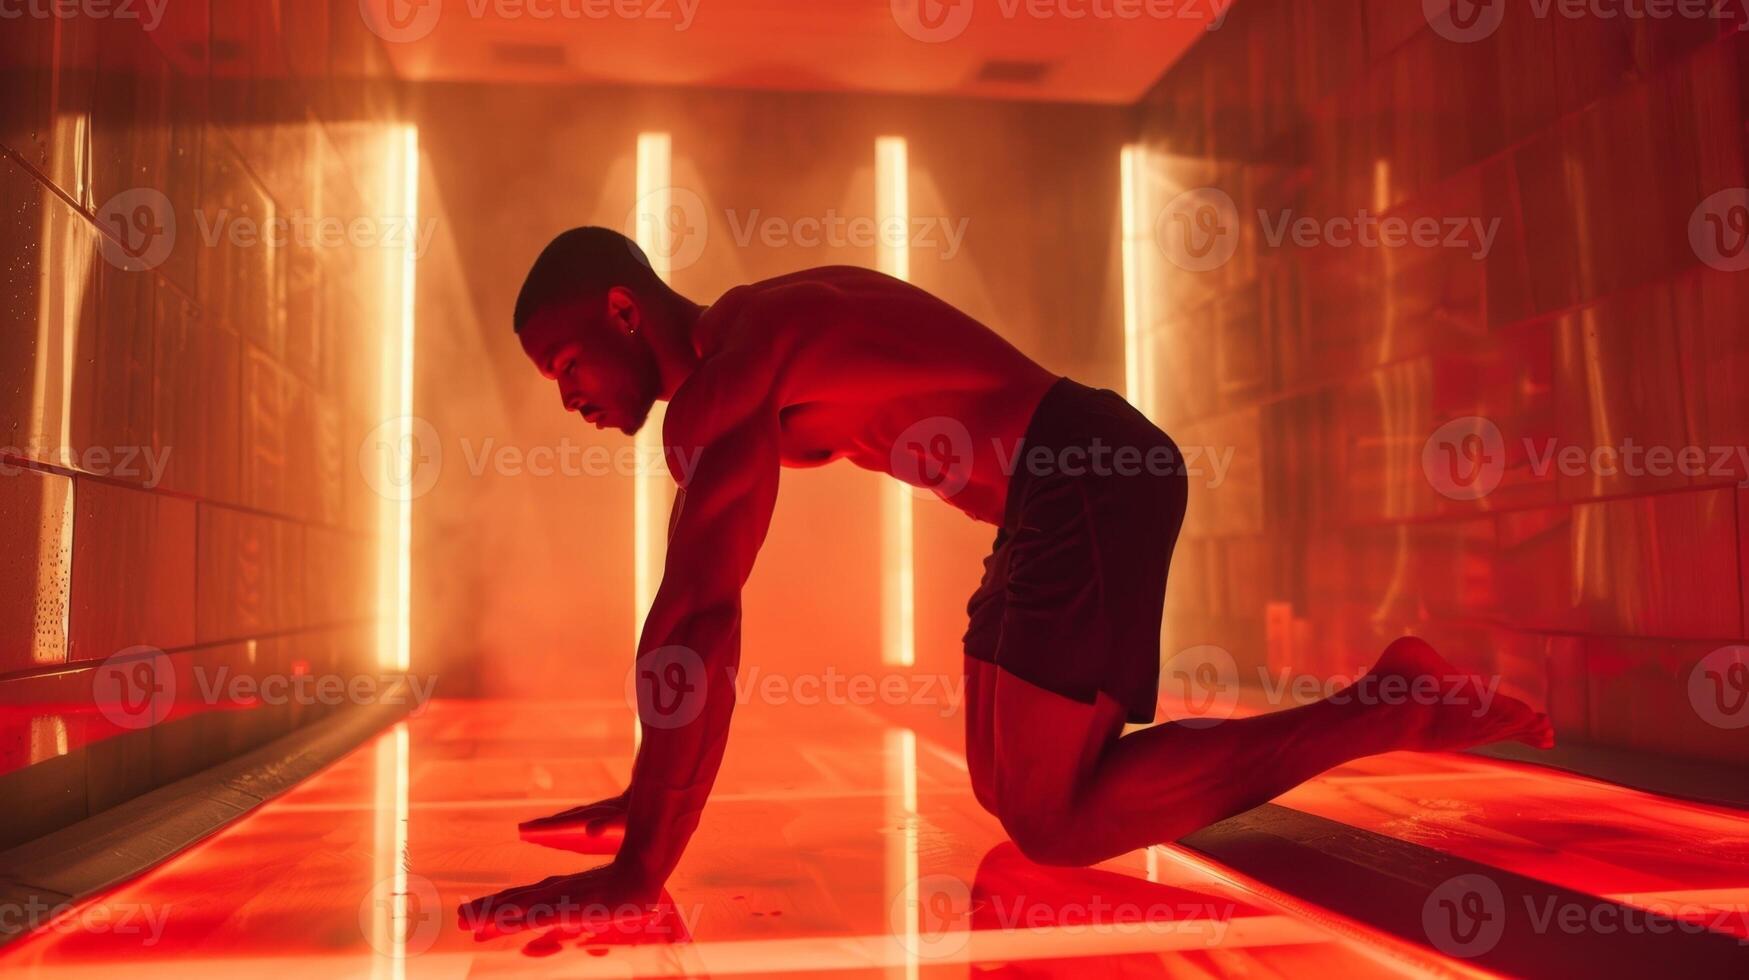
[706,268,866,328]
[663,344,781,450]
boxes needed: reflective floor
[3,698,1745,977]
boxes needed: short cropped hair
[513,227,672,333]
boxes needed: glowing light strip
[376,126,419,672]
[877,136,915,669]
[634,133,673,649]
[369,723,410,979]
[885,727,920,980]
[1120,144,1151,418]
[396,127,417,674]
[29,141,89,665]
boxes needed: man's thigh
[963,658,1000,812]
[992,668,1126,825]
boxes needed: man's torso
[671,266,1060,525]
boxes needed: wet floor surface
[3,698,1745,977]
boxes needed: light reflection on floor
[0,699,1472,979]
[1275,751,1749,939]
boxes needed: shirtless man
[459,227,1554,934]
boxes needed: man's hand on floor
[457,861,662,940]
[517,792,629,852]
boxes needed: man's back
[672,266,1059,525]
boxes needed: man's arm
[613,350,781,892]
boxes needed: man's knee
[967,752,998,816]
[995,796,1086,867]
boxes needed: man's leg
[964,658,1001,815]
[985,635,1554,868]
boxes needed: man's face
[519,295,659,435]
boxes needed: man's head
[514,227,676,435]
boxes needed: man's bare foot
[1363,637,1556,753]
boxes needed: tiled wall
[1139,0,1748,763]
[0,3,401,846]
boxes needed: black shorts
[963,378,1188,725]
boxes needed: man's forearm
[613,602,740,887]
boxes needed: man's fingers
[519,802,625,834]
[458,877,565,926]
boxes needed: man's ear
[605,287,640,336]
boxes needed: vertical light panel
[1120,144,1153,420]
[377,125,418,672]
[877,136,915,669]
[369,723,411,978]
[884,727,920,980]
[634,132,674,649]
